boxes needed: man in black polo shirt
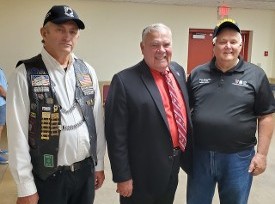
[187,18,275,204]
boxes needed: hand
[248,153,267,176]
[116,179,133,197]
[16,193,39,204]
[95,170,105,190]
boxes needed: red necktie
[162,70,187,152]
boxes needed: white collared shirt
[7,48,106,197]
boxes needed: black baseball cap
[213,18,240,38]
[43,5,85,29]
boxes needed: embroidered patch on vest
[31,75,50,86]
[77,74,93,86]
[77,74,94,95]
[44,154,54,168]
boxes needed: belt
[172,148,181,157]
[57,157,92,172]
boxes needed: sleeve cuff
[95,159,104,171]
[17,180,37,197]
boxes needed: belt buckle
[70,164,75,172]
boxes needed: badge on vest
[77,74,93,86]
[31,103,37,111]
[81,86,95,96]
[31,75,50,93]
[41,111,60,140]
[44,154,54,168]
[34,87,50,93]
[41,112,50,140]
[31,75,50,86]
[77,74,94,96]
[86,99,94,106]
[46,98,54,105]
[51,112,60,136]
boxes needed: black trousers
[120,153,181,204]
[34,161,95,204]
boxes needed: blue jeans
[187,147,254,204]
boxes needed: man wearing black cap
[7,5,106,204]
[187,18,275,204]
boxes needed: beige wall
[1,0,275,81]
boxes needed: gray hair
[141,23,172,43]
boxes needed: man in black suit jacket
[105,23,193,204]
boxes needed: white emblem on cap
[45,12,51,19]
[64,6,74,17]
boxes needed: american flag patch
[78,74,93,87]
[31,75,50,86]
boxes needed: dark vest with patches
[17,54,97,180]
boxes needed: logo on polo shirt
[232,79,248,87]
[199,78,211,84]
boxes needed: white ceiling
[90,0,275,10]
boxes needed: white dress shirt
[7,48,106,197]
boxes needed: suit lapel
[139,62,169,129]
